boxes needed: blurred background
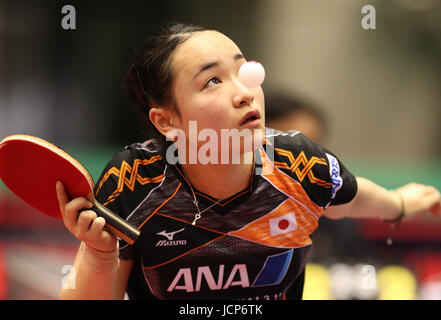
[1,0,441,299]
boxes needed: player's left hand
[395,183,441,218]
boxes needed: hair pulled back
[123,22,207,141]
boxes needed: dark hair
[123,22,207,143]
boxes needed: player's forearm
[325,177,402,220]
[59,242,121,300]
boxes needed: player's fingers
[88,217,113,242]
[65,197,92,213]
[64,197,93,227]
[424,189,441,208]
[56,181,69,215]
[85,217,118,251]
[76,210,97,234]
[426,188,441,216]
[411,190,441,217]
[421,186,439,197]
[88,216,106,235]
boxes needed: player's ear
[149,105,177,138]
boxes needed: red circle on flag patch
[278,219,289,230]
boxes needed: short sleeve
[265,129,358,208]
[93,141,166,260]
[93,148,137,260]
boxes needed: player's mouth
[239,110,261,128]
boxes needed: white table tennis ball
[238,61,265,87]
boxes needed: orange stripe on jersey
[138,182,182,230]
[228,150,324,248]
[307,171,333,188]
[95,156,164,205]
[261,149,324,214]
[273,148,331,188]
[143,234,227,270]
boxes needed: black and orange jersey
[94,128,357,300]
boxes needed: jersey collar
[171,150,262,214]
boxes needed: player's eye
[205,77,222,89]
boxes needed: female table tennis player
[56,22,441,300]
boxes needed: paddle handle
[91,201,140,245]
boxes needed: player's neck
[180,151,254,200]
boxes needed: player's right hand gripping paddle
[0,134,140,245]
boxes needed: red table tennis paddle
[0,134,139,245]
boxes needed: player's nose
[232,80,254,108]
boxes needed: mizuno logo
[157,228,185,240]
[156,228,187,247]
